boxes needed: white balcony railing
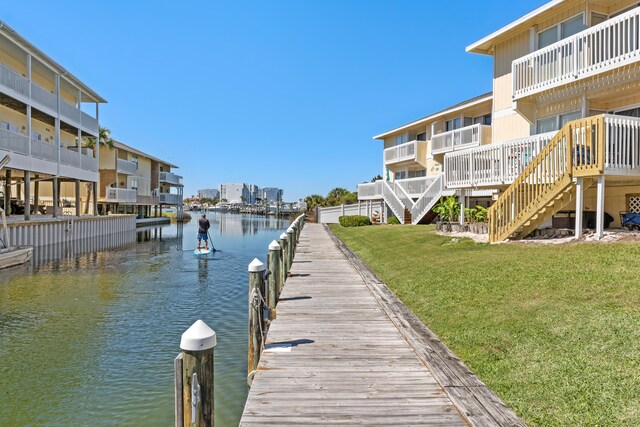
[382,181,407,221]
[513,6,640,99]
[0,63,29,97]
[444,132,556,188]
[80,153,98,172]
[0,128,29,155]
[30,139,57,162]
[411,174,444,225]
[605,114,640,171]
[30,82,57,111]
[431,124,490,155]
[159,171,183,186]
[395,177,435,197]
[106,187,137,203]
[357,180,383,200]
[0,64,99,133]
[384,140,423,165]
[117,158,138,175]
[158,192,182,205]
[60,147,81,168]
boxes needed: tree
[304,194,325,211]
[371,174,382,182]
[82,126,113,214]
[325,187,358,206]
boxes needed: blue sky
[3,1,547,200]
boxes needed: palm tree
[82,127,113,214]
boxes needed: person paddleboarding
[197,213,211,252]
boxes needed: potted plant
[433,195,460,232]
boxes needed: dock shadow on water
[0,212,292,427]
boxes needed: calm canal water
[0,213,292,426]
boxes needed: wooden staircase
[488,116,606,242]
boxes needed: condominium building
[261,187,283,203]
[98,140,183,217]
[360,0,640,242]
[247,184,261,204]
[197,188,219,199]
[220,183,250,204]
[0,20,105,219]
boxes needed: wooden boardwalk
[240,223,468,426]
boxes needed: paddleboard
[194,247,213,255]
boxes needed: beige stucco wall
[583,184,640,228]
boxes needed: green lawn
[330,224,640,427]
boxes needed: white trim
[373,94,493,140]
[467,0,567,54]
[493,107,517,119]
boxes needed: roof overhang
[466,0,567,55]
[112,140,179,168]
[0,20,107,103]
[373,93,493,140]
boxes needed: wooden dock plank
[240,224,468,426]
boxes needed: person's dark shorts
[197,233,208,241]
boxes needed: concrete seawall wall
[7,215,137,247]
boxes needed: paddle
[207,230,217,252]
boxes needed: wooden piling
[248,258,266,379]
[176,320,216,427]
[267,240,281,317]
[286,227,295,272]
[279,232,289,282]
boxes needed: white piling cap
[279,232,288,240]
[287,227,294,233]
[269,240,281,250]
[248,258,265,272]
[180,320,217,351]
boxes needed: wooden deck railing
[488,115,606,242]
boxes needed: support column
[4,169,11,216]
[75,180,81,217]
[52,177,59,218]
[93,182,98,216]
[459,190,466,224]
[596,175,605,240]
[24,172,30,220]
[575,178,584,239]
[34,174,39,214]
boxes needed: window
[559,111,581,127]
[130,179,138,190]
[453,117,461,129]
[395,133,408,145]
[416,132,427,141]
[32,131,42,141]
[395,170,407,180]
[473,114,492,126]
[537,116,558,134]
[463,117,473,127]
[408,169,426,178]
[1,121,18,133]
[538,13,584,49]
[615,107,640,118]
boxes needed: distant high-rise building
[247,184,260,204]
[220,183,250,204]
[261,187,283,203]
[197,188,219,199]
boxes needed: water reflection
[0,213,291,427]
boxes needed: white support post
[596,175,605,239]
[459,190,465,224]
[77,89,83,164]
[55,74,61,176]
[575,177,583,238]
[26,54,31,157]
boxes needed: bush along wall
[339,215,372,227]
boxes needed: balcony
[117,158,138,175]
[395,177,435,198]
[444,132,557,189]
[357,181,383,200]
[0,128,97,173]
[384,140,427,166]
[159,171,183,186]
[0,63,99,134]
[513,6,640,100]
[431,124,491,155]
[158,192,182,205]
[106,187,137,203]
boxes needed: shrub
[387,217,401,225]
[339,215,372,227]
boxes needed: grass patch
[330,224,640,426]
